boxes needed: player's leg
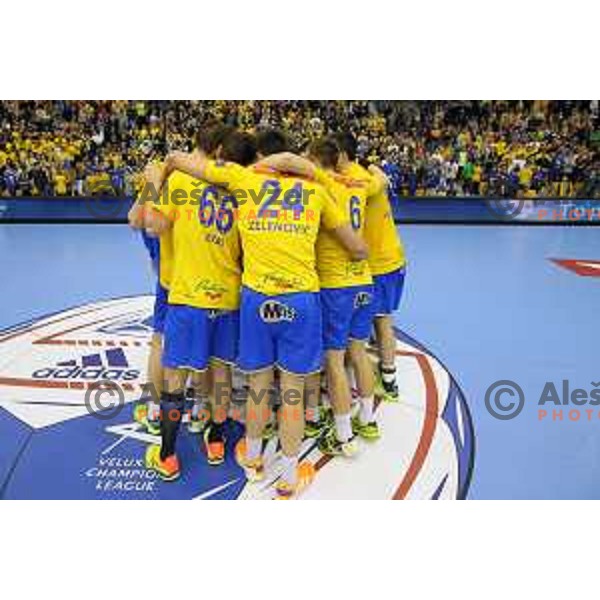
[134,282,168,434]
[274,291,322,498]
[318,288,358,457]
[203,359,230,465]
[145,365,186,481]
[234,288,276,481]
[348,285,380,440]
[277,370,315,499]
[374,315,398,394]
[304,371,327,437]
[147,331,164,406]
[132,331,163,433]
[235,367,272,480]
[348,339,379,440]
[320,349,358,456]
[146,305,210,480]
[187,369,210,434]
[372,268,405,400]
[202,309,239,464]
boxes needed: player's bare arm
[128,200,145,229]
[164,151,209,183]
[136,163,173,236]
[128,170,155,229]
[257,152,317,178]
[368,164,388,192]
[331,224,369,261]
[144,207,172,237]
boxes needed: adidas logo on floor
[31,348,140,381]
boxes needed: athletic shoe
[377,366,400,402]
[304,407,333,438]
[133,401,161,435]
[146,417,161,436]
[262,420,277,441]
[275,461,316,500]
[351,415,381,440]
[318,429,359,457]
[133,402,148,425]
[145,445,180,482]
[234,438,265,482]
[304,420,324,438]
[203,422,226,466]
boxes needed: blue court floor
[1,223,599,499]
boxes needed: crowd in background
[0,100,598,199]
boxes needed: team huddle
[128,124,406,499]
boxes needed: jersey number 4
[257,179,305,218]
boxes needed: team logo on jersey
[207,309,226,320]
[259,300,297,323]
[0,296,475,500]
[354,291,372,308]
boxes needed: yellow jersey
[157,230,174,290]
[344,162,406,276]
[152,171,241,310]
[313,168,374,288]
[204,161,347,295]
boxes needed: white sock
[280,454,299,485]
[334,413,352,442]
[192,397,200,419]
[359,395,374,424]
[381,365,396,384]
[191,395,208,419]
[246,436,262,461]
[148,398,160,421]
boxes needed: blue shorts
[140,230,160,272]
[239,287,322,375]
[162,305,239,371]
[320,284,375,351]
[153,282,169,334]
[372,267,406,316]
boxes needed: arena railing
[393,198,600,225]
[0,196,599,225]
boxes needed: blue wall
[1,197,599,224]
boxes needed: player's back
[158,170,241,309]
[314,170,372,288]
[344,162,406,275]
[363,188,405,275]
[206,161,344,296]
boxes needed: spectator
[0,100,598,198]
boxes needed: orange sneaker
[145,445,181,482]
[234,438,265,482]
[275,461,316,500]
[203,423,226,466]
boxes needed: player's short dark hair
[335,131,357,161]
[221,131,257,166]
[255,128,290,156]
[196,122,235,156]
[309,136,340,169]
